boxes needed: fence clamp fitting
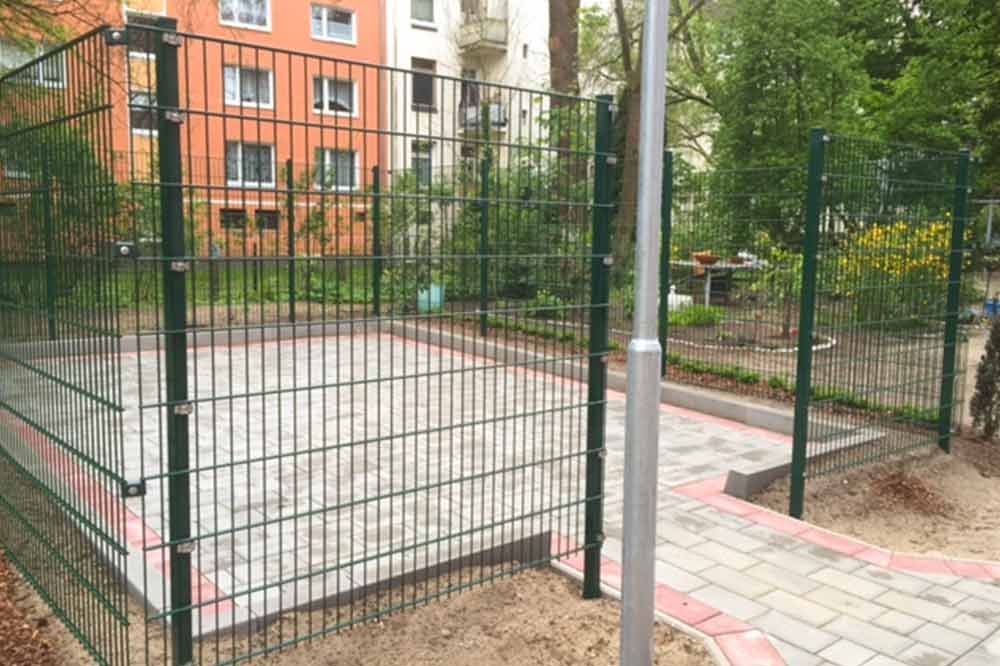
[823,134,831,143]
[175,541,197,555]
[169,260,191,273]
[173,402,194,416]
[605,155,618,167]
[122,480,147,498]
[104,28,128,46]
[162,32,183,47]
[164,110,186,125]
[599,354,609,364]
[602,256,614,267]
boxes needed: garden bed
[0,554,713,666]
[751,436,1000,561]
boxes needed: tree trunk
[613,57,643,276]
[548,0,581,98]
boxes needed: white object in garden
[667,285,692,311]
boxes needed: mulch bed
[0,552,58,666]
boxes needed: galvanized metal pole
[620,0,670,663]
[789,128,827,519]
[938,150,972,453]
[156,17,194,666]
[584,94,614,599]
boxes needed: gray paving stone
[873,610,925,635]
[702,524,768,552]
[702,564,774,598]
[770,637,826,666]
[759,589,839,626]
[810,568,889,600]
[690,539,759,571]
[818,638,877,666]
[755,609,840,653]
[953,632,1000,666]
[875,590,959,625]
[654,543,714,574]
[746,561,821,595]
[896,642,955,666]
[824,615,914,655]
[908,622,983,656]
[806,585,886,622]
[858,566,933,596]
[944,612,997,640]
[690,585,767,622]
[653,560,707,594]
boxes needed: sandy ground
[754,437,1000,560]
[0,557,713,666]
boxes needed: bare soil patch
[0,557,713,666]
[753,436,1000,560]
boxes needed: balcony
[460,103,508,132]
[457,0,508,56]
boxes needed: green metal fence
[789,131,973,516]
[0,23,612,665]
[649,161,808,390]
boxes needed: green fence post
[156,17,194,666]
[584,95,613,599]
[658,151,673,376]
[372,165,382,317]
[938,150,972,453]
[42,152,57,341]
[479,102,491,337]
[789,128,827,519]
[286,158,296,323]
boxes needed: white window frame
[219,0,272,32]
[312,77,358,118]
[223,65,274,110]
[0,41,66,89]
[129,91,158,137]
[411,141,433,187]
[411,0,436,29]
[315,148,360,192]
[310,4,357,45]
[226,142,276,188]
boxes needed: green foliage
[669,305,725,327]
[526,289,566,320]
[665,353,760,385]
[749,241,804,336]
[971,317,1000,438]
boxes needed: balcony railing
[460,103,508,131]
[457,0,508,54]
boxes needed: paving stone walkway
[596,391,1000,666]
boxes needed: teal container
[417,284,445,313]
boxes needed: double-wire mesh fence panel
[0,22,612,665]
[790,131,972,514]
[653,164,807,390]
[0,29,131,666]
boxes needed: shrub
[669,305,725,327]
[526,288,566,320]
[971,317,1000,438]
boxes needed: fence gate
[2,22,611,666]
[790,130,972,516]
[0,29,131,665]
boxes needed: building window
[412,0,434,23]
[0,149,29,179]
[411,58,436,110]
[0,41,65,88]
[129,92,157,134]
[412,141,432,187]
[311,5,356,44]
[224,66,273,108]
[126,13,158,57]
[256,209,280,230]
[225,142,275,187]
[314,148,358,191]
[523,44,528,59]
[460,69,479,108]
[312,77,355,115]
[219,0,270,30]
[220,208,248,230]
